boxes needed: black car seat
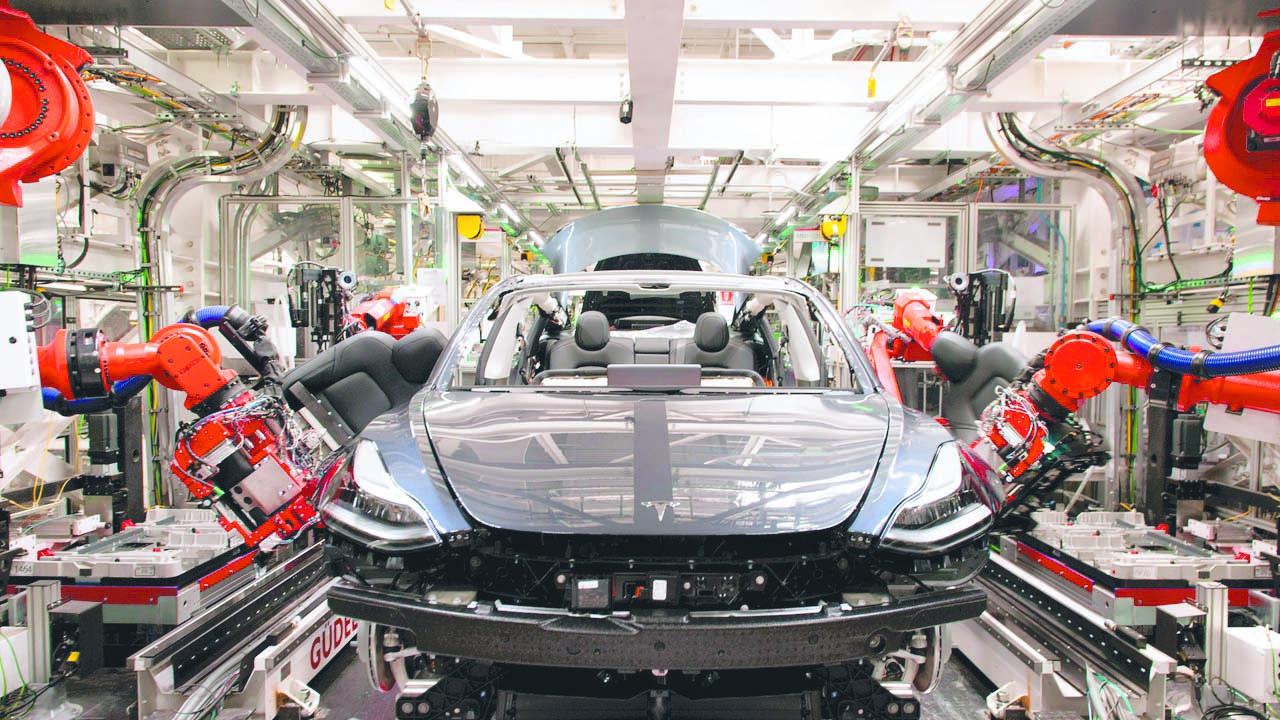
[931,331,1027,442]
[280,327,447,443]
[675,312,755,370]
[547,311,633,370]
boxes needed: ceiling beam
[750,29,789,59]
[623,0,684,203]
[337,0,624,29]
[336,0,973,32]
[685,0,978,31]
[342,55,1140,108]
[499,153,555,177]
[751,28,861,61]
[423,23,530,59]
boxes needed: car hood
[419,390,890,535]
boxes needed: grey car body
[319,268,996,714]
[350,271,981,546]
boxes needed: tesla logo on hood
[641,500,679,522]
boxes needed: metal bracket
[171,111,239,123]
[1053,123,1140,133]
[279,677,322,716]
[354,108,392,122]
[1181,59,1238,68]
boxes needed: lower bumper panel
[327,582,985,671]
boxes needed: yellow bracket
[456,214,484,240]
[819,214,848,242]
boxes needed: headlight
[318,441,440,552]
[881,442,992,556]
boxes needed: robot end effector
[35,309,316,549]
[872,294,1280,518]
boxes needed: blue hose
[1087,318,1280,377]
[189,305,231,328]
[42,375,152,415]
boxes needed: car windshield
[442,274,870,393]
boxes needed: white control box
[1225,625,1280,703]
[864,216,947,269]
[0,291,43,423]
[0,626,31,696]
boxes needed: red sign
[310,617,359,670]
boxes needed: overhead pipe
[759,0,1098,240]
[133,105,306,331]
[992,111,1146,286]
[981,112,1142,284]
[577,154,602,210]
[553,148,585,207]
[135,106,307,243]
[698,162,721,211]
[218,0,535,231]
[984,110,1143,496]
[717,151,744,197]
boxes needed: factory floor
[36,648,993,719]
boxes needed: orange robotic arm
[1029,330,1280,418]
[37,321,316,548]
[38,323,241,411]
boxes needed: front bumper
[327,582,985,671]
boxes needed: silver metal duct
[134,106,307,222]
[981,112,1143,257]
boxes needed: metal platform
[8,508,255,625]
[954,549,1178,717]
[130,543,340,720]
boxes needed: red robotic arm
[871,298,1280,487]
[347,287,423,339]
[1030,329,1280,417]
[888,290,945,362]
[865,290,948,402]
[1204,9,1280,225]
[994,329,1280,477]
[37,321,317,549]
[0,1,95,207]
[38,324,238,410]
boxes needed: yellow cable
[11,422,60,510]
[47,476,73,507]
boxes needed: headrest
[634,337,671,355]
[392,327,449,384]
[694,312,730,353]
[575,311,610,352]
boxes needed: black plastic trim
[326,582,986,671]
